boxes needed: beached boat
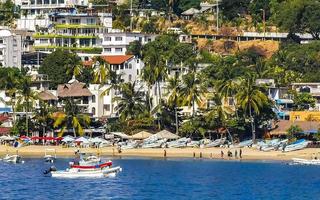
[51,166,122,178]
[205,138,226,148]
[121,141,139,150]
[1,155,24,164]
[236,139,253,148]
[187,141,200,148]
[142,139,167,148]
[284,139,309,152]
[292,158,320,165]
[167,138,189,148]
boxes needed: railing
[33,33,99,39]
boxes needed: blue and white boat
[284,139,309,152]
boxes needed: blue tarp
[0,107,12,113]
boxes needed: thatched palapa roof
[131,131,152,139]
[38,90,57,101]
[155,130,180,139]
[57,80,92,98]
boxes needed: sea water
[0,157,319,200]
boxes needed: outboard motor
[43,166,57,175]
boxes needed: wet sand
[1,145,320,161]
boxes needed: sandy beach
[1,145,320,161]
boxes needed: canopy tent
[111,132,129,139]
[89,137,105,143]
[154,130,180,140]
[75,136,89,143]
[31,136,61,140]
[131,131,153,140]
[62,135,75,143]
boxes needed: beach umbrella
[62,135,75,143]
[75,136,89,143]
[90,137,104,143]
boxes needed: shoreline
[1,145,320,161]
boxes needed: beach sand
[1,145,320,161]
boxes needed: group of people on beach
[220,149,243,159]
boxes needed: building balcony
[21,3,68,9]
[34,45,102,53]
[33,33,99,39]
[54,24,103,29]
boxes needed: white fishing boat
[51,166,122,178]
[167,138,189,148]
[187,141,200,148]
[236,139,253,148]
[121,141,139,150]
[1,154,24,163]
[205,138,226,148]
[44,148,56,163]
[284,139,309,152]
[142,139,167,148]
[292,158,320,165]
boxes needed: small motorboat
[205,138,226,148]
[50,166,122,178]
[292,158,320,165]
[44,148,56,163]
[236,139,253,148]
[284,139,309,152]
[1,154,24,164]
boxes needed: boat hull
[51,166,122,178]
[292,158,320,165]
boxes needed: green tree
[15,77,39,136]
[33,101,55,136]
[53,99,90,137]
[126,40,142,58]
[113,82,146,121]
[287,124,302,141]
[293,92,316,111]
[236,74,268,143]
[275,0,320,39]
[221,0,250,20]
[141,65,156,113]
[181,72,206,118]
[39,50,81,89]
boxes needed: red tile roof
[82,55,134,66]
[102,55,134,65]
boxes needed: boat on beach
[236,139,253,148]
[204,138,226,148]
[284,139,309,152]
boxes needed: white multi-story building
[102,31,157,55]
[0,29,22,68]
[33,11,112,54]
[17,0,89,31]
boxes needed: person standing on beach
[235,150,238,158]
[239,149,242,159]
[221,150,224,158]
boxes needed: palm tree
[205,93,234,143]
[16,77,38,136]
[181,72,206,118]
[93,56,111,85]
[53,99,90,137]
[165,74,181,134]
[113,82,146,121]
[66,64,83,77]
[34,101,55,136]
[0,70,19,123]
[216,78,240,118]
[141,65,156,112]
[236,74,268,143]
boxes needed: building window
[137,69,139,75]
[40,39,48,44]
[104,104,110,111]
[105,37,111,41]
[0,39,3,44]
[104,48,111,52]
[92,95,96,103]
[92,107,96,115]
[115,48,122,52]
[115,37,122,41]
[125,63,128,69]
[0,51,2,55]
[70,19,80,24]
[129,74,132,82]
[83,97,89,104]
[129,63,132,69]
[51,0,56,4]
[86,18,96,25]
[137,59,139,63]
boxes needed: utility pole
[216,0,219,33]
[130,0,133,31]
